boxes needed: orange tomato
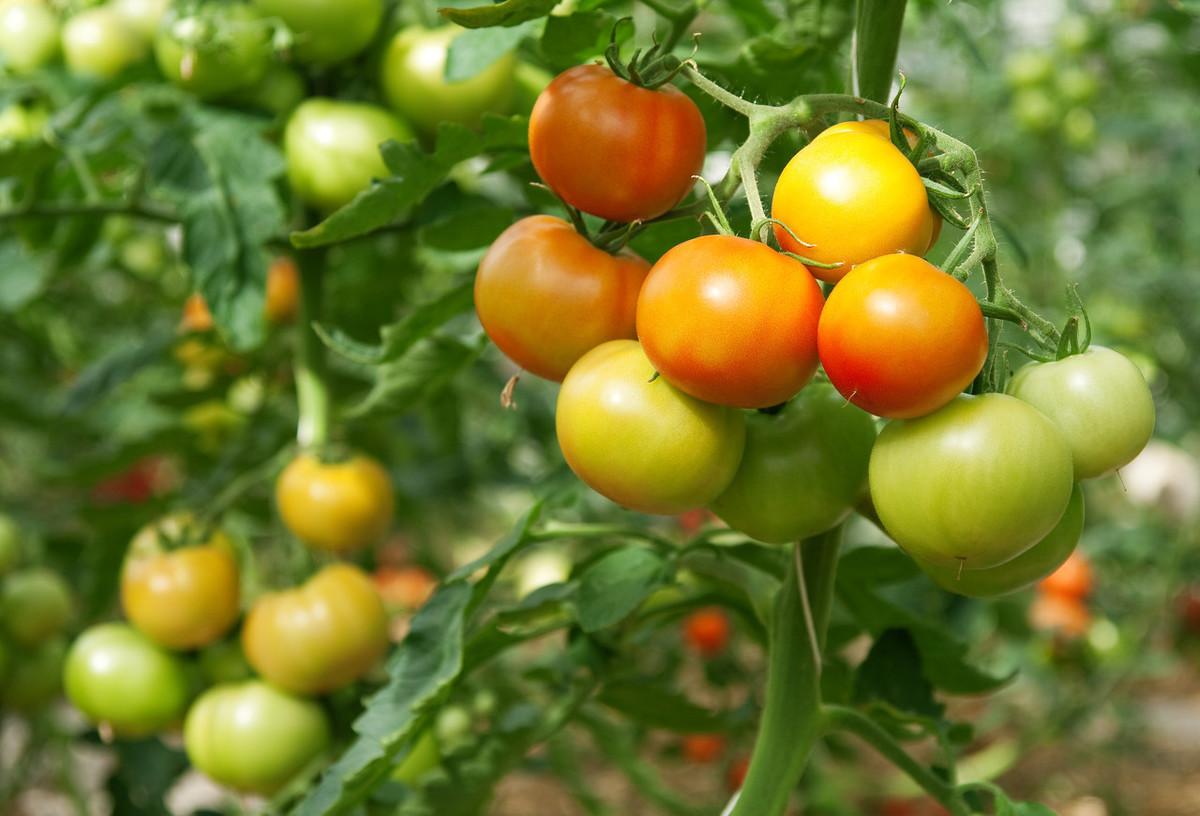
[818,254,987,419]
[275,451,394,554]
[475,215,650,381]
[682,607,730,657]
[681,733,725,764]
[180,293,214,333]
[374,565,437,612]
[529,64,706,223]
[1029,591,1090,638]
[265,256,300,324]
[636,235,824,408]
[1038,550,1093,600]
[771,131,933,280]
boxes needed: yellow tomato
[275,451,395,553]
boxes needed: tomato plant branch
[294,250,332,448]
[0,199,180,225]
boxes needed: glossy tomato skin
[1007,346,1155,479]
[771,131,933,280]
[61,6,147,79]
[121,514,240,650]
[711,384,877,542]
[475,215,649,382]
[276,451,394,553]
[869,394,1074,569]
[682,607,730,657]
[3,636,66,711]
[2,568,73,646]
[919,484,1084,597]
[529,65,706,222]
[0,0,60,73]
[1038,549,1093,600]
[154,4,271,100]
[381,26,515,134]
[637,235,824,408]
[184,680,331,794]
[556,340,745,515]
[63,623,191,736]
[284,98,413,212]
[251,0,382,65]
[241,563,389,695]
[819,254,988,419]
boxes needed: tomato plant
[154,4,272,100]
[275,450,394,553]
[251,0,383,65]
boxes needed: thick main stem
[294,250,331,448]
[729,527,842,816]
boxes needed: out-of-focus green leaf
[439,0,559,29]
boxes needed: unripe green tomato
[0,102,47,143]
[869,394,1075,570]
[1007,346,1155,480]
[64,623,190,736]
[0,514,22,575]
[199,638,253,685]
[111,0,168,41]
[283,97,413,212]
[154,5,271,100]
[1011,88,1059,133]
[229,64,306,115]
[1056,66,1098,105]
[380,26,515,134]
[391,729,441,786]
[1056,14,1094,53]
[710,383,877,544]
[3,636,65,710]
[2,568,73,646]
[184,680,331,794]
[0,0,60,73]
[118,233,167,279]
[1004,50,1053,88]
[61,6,147,79]
[918,484,1084,597]
[434,704,473,753]
[251,0,383,65]
[1061,108,1096,149]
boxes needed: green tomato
[0,514,22,575]
[112,0,168,41]
[154,5,271,100]
[1011,88,1059,133]
[2,568,72,646]
[555,340,746,515]
[869,394,1074,570]
[1056,66,1098,105]
[198,638,253,685]
[184,680,331,794]
[434,704,473,753]
[283,97,413,212]
[1007,346,1155,480]
[1056,14,1094,54]
[61,6,146,79]
[251,0,382,65]
[391,729,441,786]
[380,26,515,135]
[63,623,190,737]
[919,484,1084,597]
[229,64,305,115]
[0,102,47,143]
[3,636,65,710]
[0,0,60,73]
[1004,50,1053,88]
[710,383,877,544]
[1061,108,1096,150]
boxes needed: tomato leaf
[444,20,541,82]
[347,335,484,420]
[575,547,670,633]
[438,0,559,29]
[852,629,943,718]
[598,680,729,733]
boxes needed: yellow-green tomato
[184,680,331,794]
[380,26,515,134]
[392,729,441,786]
[555,340,745,515]
[0,0,60,73]
[3,636,65,710]
[154,5,271,100]
[0,102,47,143]
[869,394,1074,570]
[710,383,877,544]
[1007,346,1155,480]
[2,568,72,646]
[919,484,1085,597]
[63,623,190,736]
[61,6,146,79]
[283,97,412,212]
[251,0,382,65]
[112,0,168,41]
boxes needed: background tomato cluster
[0,0,1197,814]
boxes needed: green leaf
[574,547,669,633]
[417,204,514,252]
[0,236,48,312]
[853,629,942,718]
[59,326,177,415]
[347,335,484,419]
[598,681,728,733]
[540,11,623,67]
[439,0,559,29]
[445,21,541,82]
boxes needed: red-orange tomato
[637,235,824,408]
[475,215,650,381]
[726,755,750,792]
[818,254,987,419]
[681,733,725,764]
[529,65,707,223]
[682,607,730,657]
[1029,591,1090,638]
[374,565,437,612]
[1038,550,1093,600]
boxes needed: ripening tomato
[61,6,147,79]
[251,0,383,65]
[184,680,331,794]
[374,565,437,612]
[637,235,823,408]
[275,451,394,553]
[1038,549,1093,600]
[241,564,389,695]
[121,513,240,650]
[682,607,730,657]
[771,132,933,280]
[2,568,73,646]
[474,215,650,382]
[529,64,706,222]
[727,755,750,792]
[381,26,515,134]
[919,485,1084,598]
[681,733,725,764]
[180,293,214,333]
[0,0,60,73]
[283,98,413,212]
[818,254,987,419]
[710,383,877,543]
[265,256,299,323]
[154,4,271,99]
[1007,346,1155,479]
[63,623,191,736]
[1029,592,1090,638]
[869,394,1075,569]
[556,340,745,515]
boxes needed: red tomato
[475,215,650,382]
[682,607,730,657]
[1029,591,1090,638]
[676,508,714,535]
[91,457,167,504]
[818,254,987,418]
[637,235,824,408]
[529,65,706,222]
[681,733,725,764]
[1038,550,1093,600]
[1179,587,1200,635]
[726,755,750,792]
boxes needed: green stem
[728,527,842,816]
[853,0,909,103]
[527,523,676,550]
[294,250,331,448]
[0,199,179,225]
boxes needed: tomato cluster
[476,68,1157,600]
